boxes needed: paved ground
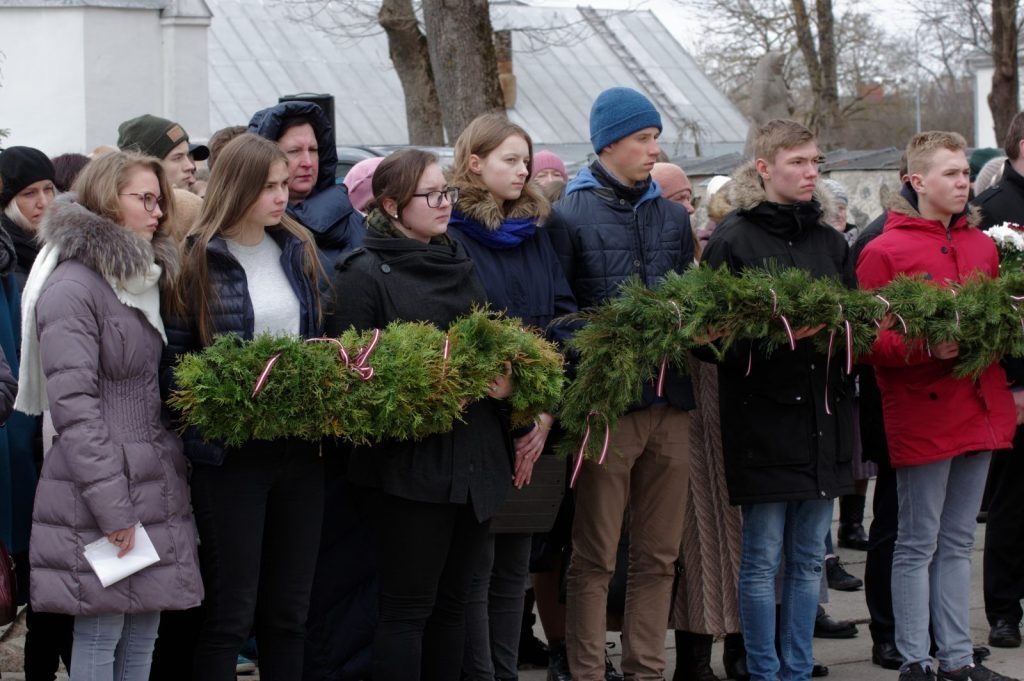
[3,483,1024,679]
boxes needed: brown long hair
[368,148,438,221]
[175,133,323,345]
[451,113,549,220]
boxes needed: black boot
[673,630,719,681]
[722,632,749,681]
[837,494,869,550]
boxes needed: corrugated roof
[206,0,748,158]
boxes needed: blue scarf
[449,211,537,250]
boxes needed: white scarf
[14,243,165,415]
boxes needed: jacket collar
[565,166,662,207]
[39,193,178,286]
[884,183,981,233]
[728,161,830,241]
[452,184,548,231]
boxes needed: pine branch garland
[560,265,1024,461]
[170,310,565,447]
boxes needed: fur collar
[728,161,834,218]
[453,183,549,231]
[39,193,179,286]
[884,192,982,229]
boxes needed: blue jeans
[893,451,990,673]
[739,499,833,681]
[70,611,160,681]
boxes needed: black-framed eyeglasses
[119,192,164,213]
[412,187,459,208]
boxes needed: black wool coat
[327,233,514,523]
[700,164,855,505]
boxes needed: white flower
[985,223,1024,253]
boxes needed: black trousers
[371,493,491,681]
[864,456,898,645]
[983,426,1024,626]
[23,606,73,681]
[190,441,324,681]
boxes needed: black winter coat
[327,233,514,523]
[974,160,1024,231]
[546,166,695,411]
[700,164,855,505]
[852,204,891,466]
[162,229,322,466]
[249,101,365,269]
[447,184,577,343]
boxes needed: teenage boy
[547,86,695,681]
[857,131,1018,681]
[117,114,209,190]
[699,119,854,681]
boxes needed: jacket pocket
[737,392,813,467]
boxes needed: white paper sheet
[83,523,160,588]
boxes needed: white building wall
[974,64,999,149]
[0,3,210,155]
[0,7,89,154]
[82,8,164,151]
[161,16,211,140]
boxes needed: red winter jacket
[856,198,1016,468]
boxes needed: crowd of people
[1,85,1023,681]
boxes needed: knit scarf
[14,243,165,415]
[366,206,454,246]
[448,210,537,250]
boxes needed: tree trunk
[989,0,1019,146]
[815,0,842,148]
[421,0,505,142]
[378,0,445,145]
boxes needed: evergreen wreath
[169,309,565,447]
[560,265,1024,461]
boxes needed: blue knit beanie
[590,87,662,153]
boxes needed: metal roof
[206,0,748,159]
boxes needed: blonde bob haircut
[177,133,323,345]
[71,150,176,240]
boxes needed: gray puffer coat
[28,194,203,615]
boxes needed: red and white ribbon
[770,288,796,351]
[656,301,684,397]
[570,411,611,488]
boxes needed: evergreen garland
[170,310,565,447]
[561,265,1024,461]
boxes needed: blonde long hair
[176,133,323,345]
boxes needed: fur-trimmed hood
[728,161,834,218]
[452,183,549,230]
[884,187,982,229]
[39,193,179,286]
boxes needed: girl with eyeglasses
[16,151,203,681]
[446,113,578,681]
[163,133,326,680]
[326,148,514,681]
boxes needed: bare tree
[422,0,505,140]
[688,0,913,147]
[377,0,445,144]
[989,0,1019,143]
[277,0,588,144]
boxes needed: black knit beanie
[0,146,56,209]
